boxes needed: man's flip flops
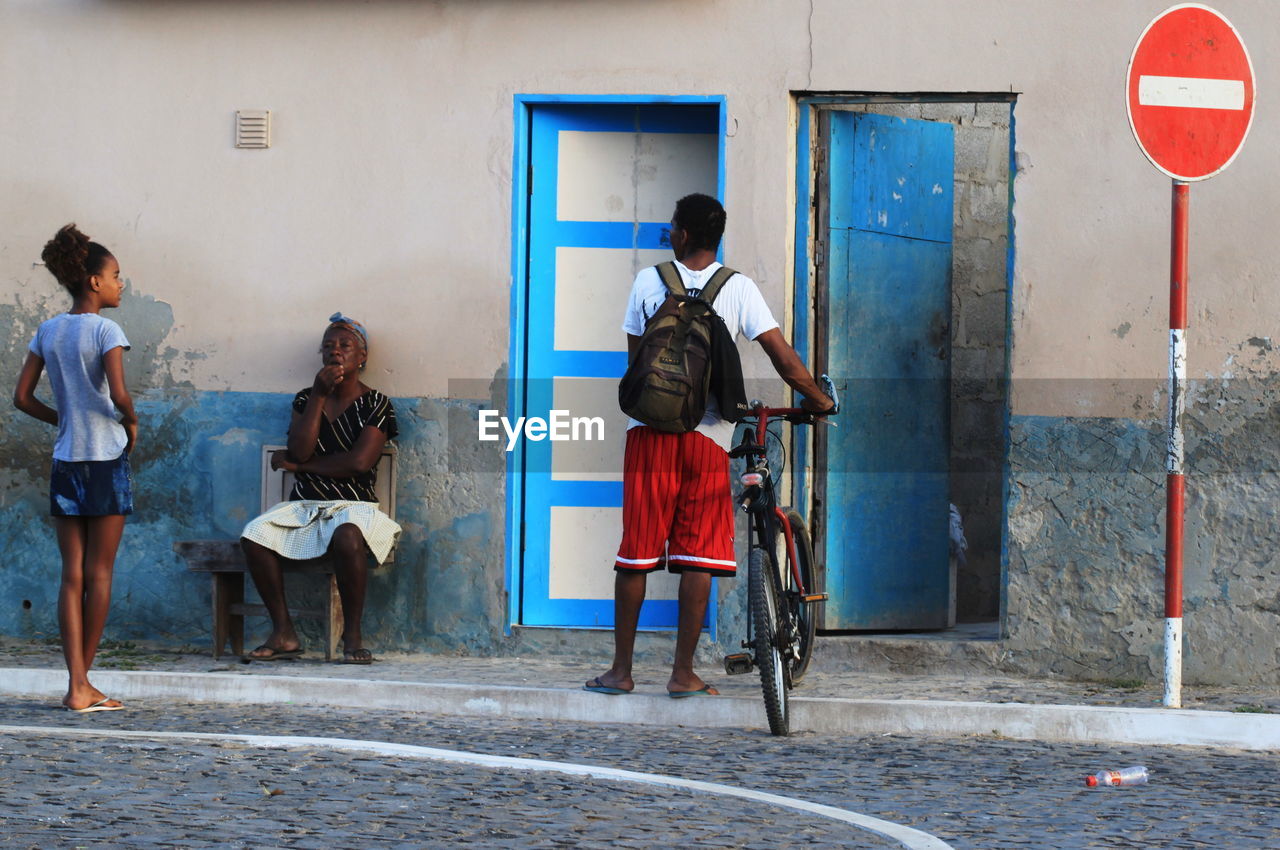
[583,677,631,695]
[242,646,304,662]
[668,685,718,699]
[67,697,124,713]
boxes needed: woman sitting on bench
[240,313,400,664]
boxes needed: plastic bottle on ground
[1085,765,1150,787]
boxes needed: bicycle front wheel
[777,508,819,685]
[748,546,789,736]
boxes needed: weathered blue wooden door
[822,111,953,630]
[519,102,720,627]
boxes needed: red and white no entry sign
[1127,3,1255,181]
[1127,5,1257,710]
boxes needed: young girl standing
[14,224,138,713]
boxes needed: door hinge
[527,164,534,195]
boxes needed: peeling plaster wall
[1005,330,1280,682]
[1007,373,1280,685]
[0,267,509,650]
[0,383,510,651]
[0,264,504,651]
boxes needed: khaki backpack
[618,262,736,433]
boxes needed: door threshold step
[813,621,1007,676]
[820,620,1000,643]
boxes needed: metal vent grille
[235,110,271,149]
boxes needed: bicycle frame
[739,404,809,596]
[731,377,839,733]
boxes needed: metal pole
[1164,181,1189,708]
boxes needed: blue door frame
[507,94,727,633]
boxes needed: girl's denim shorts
[50,452,134,517]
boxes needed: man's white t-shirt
[622,260,778,451]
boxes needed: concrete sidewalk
[3,639,1277,750]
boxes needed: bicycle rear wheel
[777,508,819,685]
[748,546,789,736]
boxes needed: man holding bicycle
[585,193,834,699]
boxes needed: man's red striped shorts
[615,426,736,576]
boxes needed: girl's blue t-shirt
[28,313,131,462]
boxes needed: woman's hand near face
[313,364,346,396]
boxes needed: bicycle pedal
[801,593,828,603]
[723,653,754,675]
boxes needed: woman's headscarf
[327,312,368,350]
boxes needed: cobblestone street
[2,698,1277,848]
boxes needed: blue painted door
[822,111,953,630]
[520,103,720,627]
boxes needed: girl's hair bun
[41,223,111,294]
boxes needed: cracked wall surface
[1006,376,1280,684]
[1,281,512,650]
[0,383,512,654]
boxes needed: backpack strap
[699,266,736,305]
[655,262,736,304]
[654,262,686,297]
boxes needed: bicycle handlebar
[741,374,840,426]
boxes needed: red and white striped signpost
[1126,4,1255,708]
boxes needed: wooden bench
[174,444,397,661]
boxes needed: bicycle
[722,374,839,735]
